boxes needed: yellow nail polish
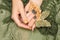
[23,19,28,24]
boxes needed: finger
[13,16,31,30]
[19,10,28,24]
[28,19,35,27]
[26,12,31,17]
[32,23,36,31]
[21,12,28,24]
[12,10,31,30]
[27,12,35,22]
[18,2,28,24]
[25,2,30,12]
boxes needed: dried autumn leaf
[40,10,50,20]
[36,20,51,27]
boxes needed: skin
[11,0,43,31]
[25,0,43,30]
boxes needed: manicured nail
[23,19,28,24]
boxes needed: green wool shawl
[0,0,60,40]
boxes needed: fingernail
[32,28,34,31]
[23,19,28,24]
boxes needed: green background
[0,0,60,40]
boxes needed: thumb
[25,2,30,13]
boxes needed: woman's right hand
[11,0,32,30]
[11,0,35,30]
[12,0,28,24]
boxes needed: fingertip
[28,19,35,27]
[20,12,28,24]
[23,19,28,24]
[32,24,35,31]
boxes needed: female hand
[25,0,43,30]
[26,12,36,31]
[11,0,32,30]
[25,1,36,31]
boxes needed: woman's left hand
[25,2,36,31]
[26,11,36,31]
[25,0,43,31]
